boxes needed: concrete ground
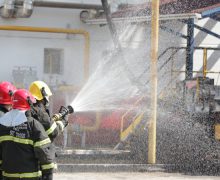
[54,172,220,180]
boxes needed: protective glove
[61,114,69,127]
[58,106,69,127]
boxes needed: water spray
[52,105,74,121]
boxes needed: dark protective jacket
[0,105,9,180]
[0,109,54,179]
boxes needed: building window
[44,48,64,74]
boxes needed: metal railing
[170,47,220,78]
[120,96,145,142]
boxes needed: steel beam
[194,24,220,39]
[179,19,220,39]
[201,6,220,19]
[160,25,187,39]
[185,18,194,80]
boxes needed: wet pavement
[54,172,220,180]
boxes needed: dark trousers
[42,173,53,180]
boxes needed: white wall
[0,7,112,88]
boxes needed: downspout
[0,0,15,18]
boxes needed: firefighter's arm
[40,110,60,142]
[33,105,60,141]
[32,119,55,175]
[50,106,70,137]
[41,105,68,138]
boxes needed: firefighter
[29,81,68,180]
[0,89,54,180]
[0,81,17,180]
[29,81,68,141]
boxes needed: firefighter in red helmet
[0,81,16,179]
[0,89,53,180]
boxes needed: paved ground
[54,172,220,180]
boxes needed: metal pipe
[148,0,160,164]
[172,70,220,74]
[0,0,15,18]
[15,0,33,18]
[101,0,120,49]
[15,0,103,10]
[82,13,200,25]
[0,25,90,81]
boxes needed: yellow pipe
[203,48,207,78]
[148,0,160,164]
[0,25,90,81]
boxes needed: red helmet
[12,89,36,110]
[0,81,17,105]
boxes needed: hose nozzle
[52,105,74,121]
[67,105,74,114]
